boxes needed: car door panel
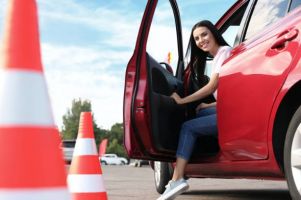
[126,54,185,161]
[124,0,185,161]
[218,12,301,161]
[123,0,157,159]
[147,54,185,153]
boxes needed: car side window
[220,1,249,48]
[147,1,178,74]
[244,0,290,40]
[289,0,301,11]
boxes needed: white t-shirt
[212,46,232,99]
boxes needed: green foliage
[108,123,123,144]
[106,123,126,157]
[61,99,93,139]
[106,138,126,157]
[94,126,108,147]
[61,99,126,157]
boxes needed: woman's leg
[158,110,217,199]
[173,112,217,180]
[196,106,216,117]
[172,157,187,180]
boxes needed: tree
[94,127,109,148]
[61,99,94,139]
[106,138,126,157]
[108,123,123,144]
[61,99,126,157]
[106,123,127,158]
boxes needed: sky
[0,0,236,130]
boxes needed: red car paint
[124,0,301,198]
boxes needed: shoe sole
[162,183,189,200]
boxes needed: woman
[157,20,232,200]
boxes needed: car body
[100,153,128,165]
[62,139,76,164]
[123,0,301,199]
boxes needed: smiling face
[193,26,219,56]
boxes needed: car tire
[284,105,301,200]
[121,161,126,165]
[101,161,107,165]
[154,161,173,194]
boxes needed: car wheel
[121,161,126,165]
[284,106,301,200]
[101,161,107,165]
[154,161,173,194]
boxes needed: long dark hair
[189,20,229,83]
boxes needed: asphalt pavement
[101,165,291,200]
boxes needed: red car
[123,0,301,199]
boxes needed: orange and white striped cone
[68,112,108,200]
[0,0,70,199]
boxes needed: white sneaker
[157,178,189,200]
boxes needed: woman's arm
[171,72,219,105]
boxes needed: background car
[62,139,76,164]
[123,0,301,199]
[100,153,128,165]
[129,159,150,167]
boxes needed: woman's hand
[195,102,216,113]
[195,103,207,113]
[171,92,183,104]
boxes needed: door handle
[285,29,299,40]
[271,29,299,50]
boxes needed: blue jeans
[176,106,217,161]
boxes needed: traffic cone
[0,0,70,199]
[68,112,108,200]
[99,139,108,157]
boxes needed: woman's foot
[156,178,189,200]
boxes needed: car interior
[144,1,249,161]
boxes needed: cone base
[0,187,70,200]
[72,192,108,200]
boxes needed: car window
[147,1,178,74]
[220,1,250,48]
[289,0,301,11]
[244,0,290,40]
[63,140,75,148]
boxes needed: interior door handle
[271,29,299,50]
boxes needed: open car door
[123,0,185,161]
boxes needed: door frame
[129,0,184,160]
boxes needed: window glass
[245,0,289,40]
[220,1,249,48]
[222,26,240,48]
[289,0,301,11]
[147,1,178,74]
